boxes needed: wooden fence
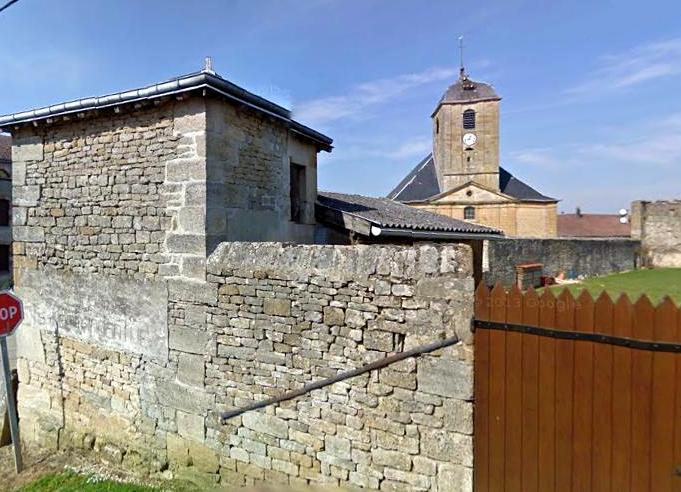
[473,284,681,492]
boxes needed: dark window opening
[290,162,307,224]
[0,200,9,227]
[464,206,475,220]
[463,109,476,129]
[0,245,9,272]
[436,118,440,134]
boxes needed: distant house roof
[0,69,333,152]
[387,154,557,203]
[0,134,9,164]
[558,213,631,238]
[317,191,503,240]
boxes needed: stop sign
[0,292,23,337]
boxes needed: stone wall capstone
[16,241,475,491]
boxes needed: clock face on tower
[462,133,477,146]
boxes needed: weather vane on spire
[459,35,465,75]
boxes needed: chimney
[576,206,582,218]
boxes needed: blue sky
[2,0,680,212]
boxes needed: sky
[1,0,680,213]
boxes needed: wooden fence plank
[630,296,655,491]
[474,283,491,492]
[554,290,575,492]
[538,289,557,492]
[611,295,633,492]
[591,292,614,492]
[488,284,507,492]
[572,291,595,492]
[504,286,523,492]
[674,305,681,492]
[650,297,677,492]
[521,288,540,492]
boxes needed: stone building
[0,133,11,277]
[388,68,558,238]
[0,65,504,490]
[631,200,681,267]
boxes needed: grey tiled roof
[0,70,332,151]
[437,77,500,107]
[387,154,556,203]
[318,191,501,235]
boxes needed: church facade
[388,68,558,238]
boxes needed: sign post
[0,291,24,473]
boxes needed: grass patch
[16,471,158,492]
[548,268,681,305]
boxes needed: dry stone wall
[11,98,208,281]
[15,242,475,491]
[631,200,681,267]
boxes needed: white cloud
[381,137,432,160]
[293,66,457,126]
[509,147,560,167]
[566,37,681,96]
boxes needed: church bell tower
[432,45,501,192]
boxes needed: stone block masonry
[484,237,640,286]
[16,242,475,491]
[631,200,681,267]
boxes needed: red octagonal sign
[0,292,23,337]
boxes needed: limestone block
[13,185,41,207]
[263,298,291,317]
[166,234,205,255]
[168,279,217,304]
[421,429,472,466]
[241,412,288,439]
[166,159,205,182]
[180,256,206,281]
[437,463,473,492]
[177,352,204,387]
[12,161,26,186]
[13,226,45,243]
[178,207,206,234]
[323,306,345,326]
[415,277,469,298]
[371,448,411,471]
[167,433,190,467]
[12,136,43,162]
[177,410,206,442]
[324,435,351,460]
[169,326,214,355]
[442,399,473,435]
[417,357,472,400]
[188,441,219,473]
[12,207,27,226]
[155,379,214,414]
[364,330,393,352]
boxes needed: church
[388,66,558,238]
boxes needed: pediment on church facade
[429,181,515,204]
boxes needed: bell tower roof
[434,72,500,112]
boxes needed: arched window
[463,109,476,129]
[464,206,475,220]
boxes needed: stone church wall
[14,241,475,491]
[484,237,640,286]
[631,200,681,267]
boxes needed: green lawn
[548,268,681,305]
[16,472,157,492]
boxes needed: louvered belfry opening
[463,109,476,129]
